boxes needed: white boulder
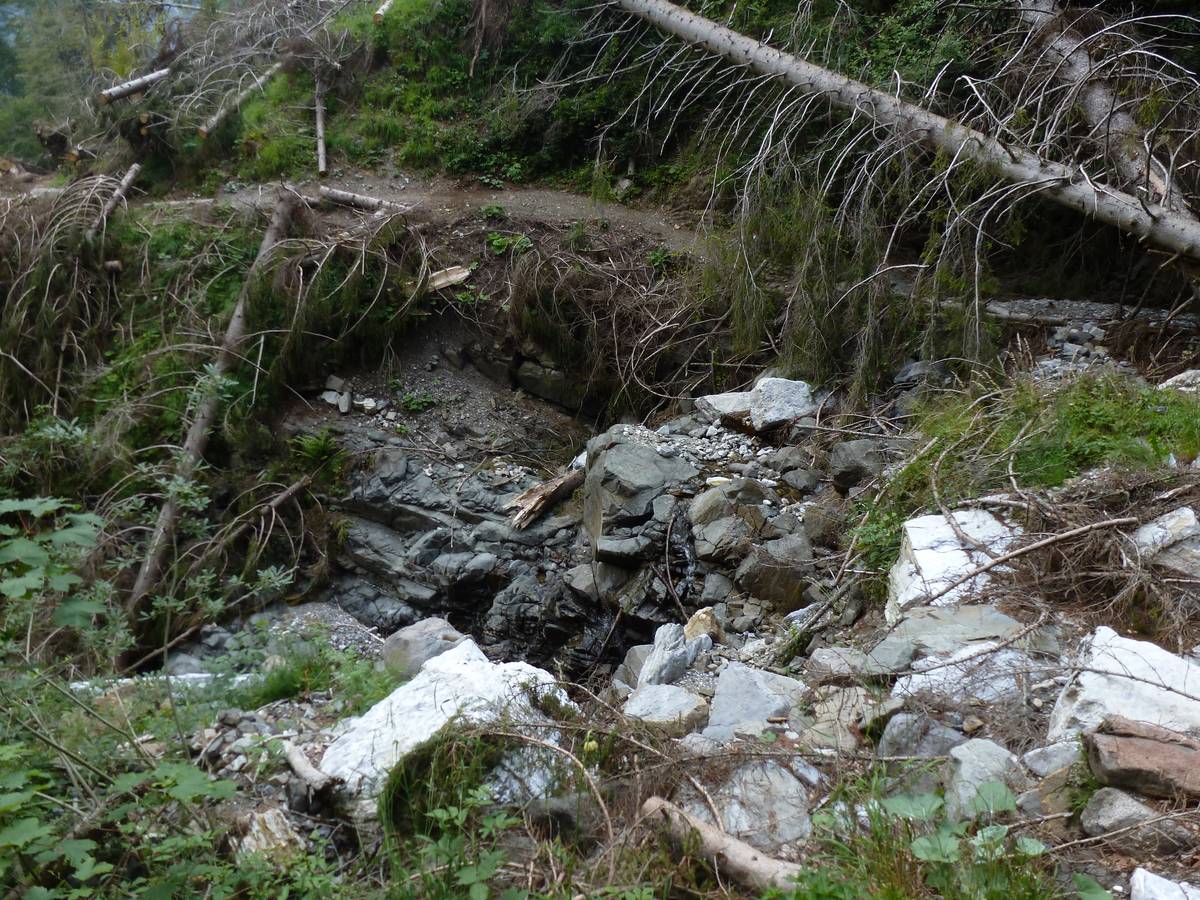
[1048,626,1200,740]
[1131,868,1200,900]
[1135,507,1200,578]
[886,509,1020,623]
[892,641,1041,704]
[319,640,562,802]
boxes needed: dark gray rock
[584,427,699,541]
[515,360,587,410]
[1081,788,1194,856]
[764,447,811,474]
[830,439,886,493]
[877,713,967,758]
[781,469,819,493]
[733,533,813,611]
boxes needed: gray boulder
[750,378,819,432]
[638,624,711,687]
[829,439,887,493]
[584,426,699,541]
[1081,788,1194,856]
[695,391,753,422]
[877,713,967,758]
[623,684,709,735]
[684,760,819,854]
[1022,741,1080,778]
[381,617,466,680]
[942,739,1028,821]
[704,662,808,741]
[734,533,813,611]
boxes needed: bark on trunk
[641,797,804,891]
[318,185,407,212]
[1019,0,1190,216]
[85,163,142,243]
[197,62,283,139]
[614,0,1200,263]
[98,68,170,105]
[314,83,328,177]
[127,192,297,610]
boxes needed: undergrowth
[853,373,1200,576]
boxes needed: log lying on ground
[374,0,395,23]
[197,62,283,139]
[614,0,1200,263]
[505,468,584,529]
[282,740,338,795]
[127,191,297,611]
[318,185,408,212]
[641,797,803,892]
[1018,0,1192,217]
[84,163,142,243]
[314,83,328,177]
[98,68,171,105]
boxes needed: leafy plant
[486,232,534,256]
[481,204,508,221]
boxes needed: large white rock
[1131,868,1200,900]
[748,378,819,432]
[1158,370,1200,394]
[886,510,1020,623]
[696,391,754,421]
[1135,507,1200,578]
[319,640,560,800]
[638,623,711,687]
[1048,627,1200,740]
[623,683,708,735]
[892,641,1040,704]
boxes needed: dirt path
[224,170,705,253]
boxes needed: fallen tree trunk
[505,468,584,529]
[314,83,328,177]
[84,163,142,243]
[318,185,407,212]
[1019,0,1192,217]
[197,62,283,139]
[127,191,297,611]
[614,0,1200,263]
[641,797,803,892]
[374,0,395,23]
[98,68,170,105]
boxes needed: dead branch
[282,740,338,794]
[505,468,584,530]
[197,61,282,139]
[84,163,142,243]
[98,68,171,105]
[127,191,298,613]
[374,0,394,23]
[318,185,408,213]
[640,796,804,891]
[314,82,328,177]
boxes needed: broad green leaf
[0,789,36,814]
[468,883,489,900]
[1073,873,1113,900]
[881,793,944,822]
[971,781,1017,816]
[1015,835,1047,856]
[0,536,50,566]
[0,816,53,849]
[0,571,44,598]
[910,830,961,863]
[0,498,67,517]
[53,597,105,628]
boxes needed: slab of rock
[886,510,1020,623]
[892,642,1041,704]
[942,739,1028,821]
[381,617,466,680]
[1159,370,1200,394]
[612,644,653,693]
[806,647,872,679]
[623,684,708,736]
[749,378,819,432]
[1131,869,1200,900]
[733,533,813,612]
[696,390,753,422]
[867,605,1054,674]
[1085,716,1200,799]
[684,607,725,643]
[319,640,561,807]
[1022,740,1080,778]
[703,662,808,741]
[233,807,305,861]
[638,624,712,687]
[1048,627,1200,739]
[800,686,878,751]
[1081,788,1194,856]
[683,760,819,855]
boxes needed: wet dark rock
[829,439,886,493]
